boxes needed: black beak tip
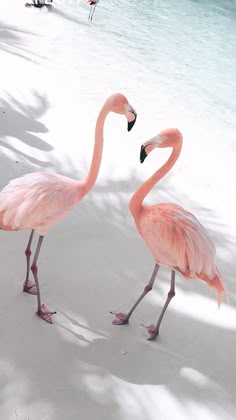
[127,115,137,132]
[140,145,147,163]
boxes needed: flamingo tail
[199,270,228,308]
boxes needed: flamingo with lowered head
[112,128,227,340]
[0,93,137,324]
[86,0,100,22]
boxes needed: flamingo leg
[111,263,160,325]
[23,230,37,295]
[90,6,96,21]
[31,235,56,324]
[88,6,92,21]
[143,270,176,340]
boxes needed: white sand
[0,1,236,419]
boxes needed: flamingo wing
[140,203,216,278]
[0,172,79,233]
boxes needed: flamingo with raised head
[86,0,100,22]
[0,93,137,324]
[112,128,227,340]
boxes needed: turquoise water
[96,0,236,129]
[53,0,236,140]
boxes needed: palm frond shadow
[0,21,46,63]
[0,92,55,169]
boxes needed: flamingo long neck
[82,106,108,196]
[129,144,182,219]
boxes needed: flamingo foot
[111,312,129,325]
[23,280,37,295]
[37,304,56,324]
[142,323,159,340]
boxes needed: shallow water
[95,0,236,125]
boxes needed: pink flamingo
[86,0,100,22]
[0,93,137,324]
[111,128,227,340]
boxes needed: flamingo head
[140,128,183,163]
[107,93,137,131]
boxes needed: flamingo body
[137,202,224,304]
[86,0,99,4]
[0,172,82,235]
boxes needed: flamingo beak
[127,109,137,131]
[140,145,147,163]
[140,135,166,163]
